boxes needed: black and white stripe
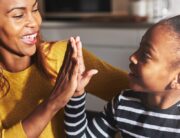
[64,90,180,138]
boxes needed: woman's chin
[23,45,37,56]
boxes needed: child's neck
[142,91,180,109]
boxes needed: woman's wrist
[22,100,55,138]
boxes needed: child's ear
[170,73,180,89]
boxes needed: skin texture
[0,0,98,137]
[128,24,180,109]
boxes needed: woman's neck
[0,49,33,72]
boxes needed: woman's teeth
[23,34,37,40]
[22,33,37,44]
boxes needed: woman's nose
[26,14,38,28]
[129,53,138,64]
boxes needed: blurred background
[39,0,180,126]
[40,0,180,71]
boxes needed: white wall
[170,0,180,16]
[112,0,180,16]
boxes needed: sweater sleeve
[64,93,119,138]
[1,122,27,138]
[82,48,129,101]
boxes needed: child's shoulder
[115,89,142,103]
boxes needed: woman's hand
[48,38,80,111]
[22,36,97,138]
[22,37,80,138]
[70,36,98,97]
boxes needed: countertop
[41,13,154,29]
[42,21,153,29]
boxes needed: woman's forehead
[0,0,37,8]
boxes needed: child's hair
[166,15,180,69]
[156,15,180,69]
[166,15,180,35]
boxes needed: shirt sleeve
[1,122,27,138]
[64,93,119,138]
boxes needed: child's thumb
[82,69,98,86]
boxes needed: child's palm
[73,37,98,97]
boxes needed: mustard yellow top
[0,40,129,138]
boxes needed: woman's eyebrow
[7,0,38,13]
[7,7,25,14]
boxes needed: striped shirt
[64,90,180,138]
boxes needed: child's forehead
[143,24,177,44]
[140,24,180,54]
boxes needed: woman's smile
[21,33,37,45]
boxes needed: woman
[0,0,128,137]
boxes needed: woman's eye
[32,8,39,13]
[13,14,24,19]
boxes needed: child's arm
[64,92,119,138]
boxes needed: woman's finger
[69,57,79,82]
[70,37,77,60]
[55,39,74,86]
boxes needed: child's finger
[76,36,85,74]
[81,69,98,88]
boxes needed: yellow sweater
[0,40,129,138]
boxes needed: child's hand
[70,37,98,97]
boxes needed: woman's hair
[36,33,57,84]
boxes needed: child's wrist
[73,90,86,98]
[73,88,85,97]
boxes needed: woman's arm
[21,37,97,138]
[22,38,80,138]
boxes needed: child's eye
[140,52,151,63]
[144,53,151,59]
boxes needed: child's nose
[129,53,138,64]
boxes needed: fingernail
[76,36,80,41]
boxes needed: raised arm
[21,37,80,138]
[20,37,98,138]
[64,92,119,138]
[64,37,118,137]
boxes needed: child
[64,15,180,138]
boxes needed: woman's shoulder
[41,40,68,57]
[39,40,69,77]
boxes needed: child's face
[128,25,178,93]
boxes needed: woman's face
[0,0,42,57]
